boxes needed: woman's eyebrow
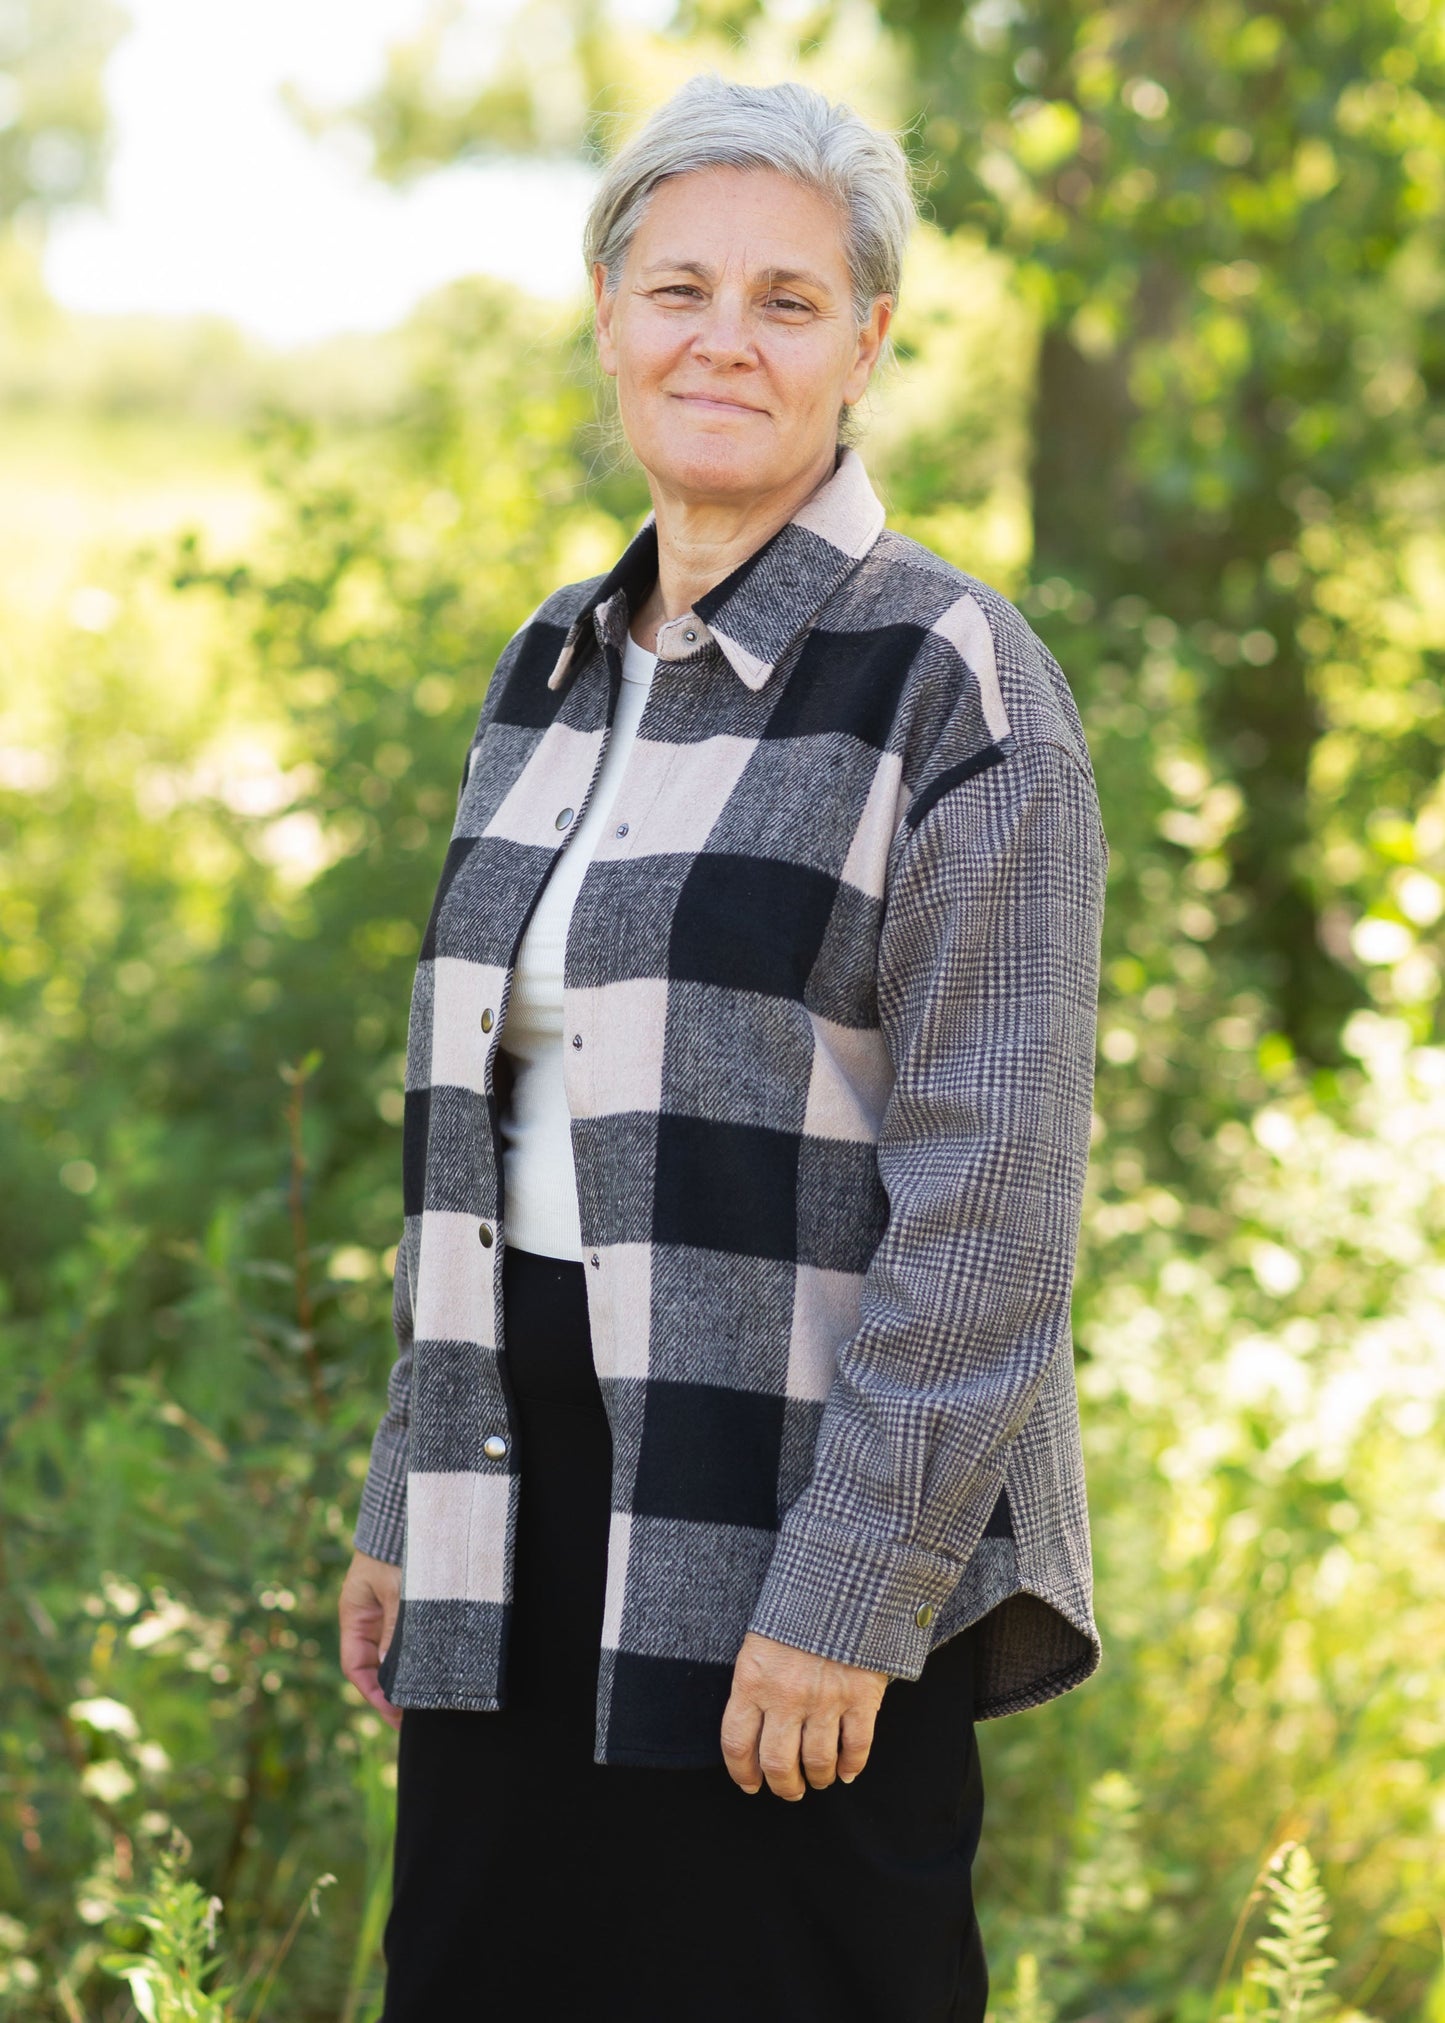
[638,257,835,295]
[760,266,833,293]
[638,257,714,279]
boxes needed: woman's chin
[646,436,783,503]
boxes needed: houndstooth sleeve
[747,733,1106,1678]
[353,1239,415,1565]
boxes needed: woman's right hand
[340,1550,403,1731]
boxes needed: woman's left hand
[721,1632,889,1799]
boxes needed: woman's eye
[768,297,811,315]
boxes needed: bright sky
[44,0,606,345]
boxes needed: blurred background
[2,0,1443,2016]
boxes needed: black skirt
[380,1245,989,2023]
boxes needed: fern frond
[1245,1842,1337,2023]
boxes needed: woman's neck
[628,447,838,650]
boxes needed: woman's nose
[692,293,754,365]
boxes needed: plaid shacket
[355,447,1109,1766]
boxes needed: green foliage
[97,1832,339,2023]
[870,0,1445,1080]
[993,1953,1057,2023]
[99,1838,235,2022]
[991,1832,1386,2023]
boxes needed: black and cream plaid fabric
[356,448,1109,1766]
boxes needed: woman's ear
[593,262,620,379]
[843,294,894,407]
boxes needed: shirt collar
[545,446,886,695]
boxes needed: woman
[339,73,1108,2022]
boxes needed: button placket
[547,718,611,868]
[560,987,595,1120]
[598,713,674,863]
[607,809,641,860]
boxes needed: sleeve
[353,1242,415,1565]
[747,734,1106,1677]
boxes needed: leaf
[118,1964,160,2023]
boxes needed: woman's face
[593,166,892,509]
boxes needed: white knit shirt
[498,630,658,1258]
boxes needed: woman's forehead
[630,167,850,277]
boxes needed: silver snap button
[589,1253,600,1269]
[482,1434,508,1462]
[480,1007,494,1032]
[555,807,574,830]
[683,628,698,643]
[571,1033,583,1049]
[914,1603,935,1630]
[615,822,629,838]
[477,1222,494,1248]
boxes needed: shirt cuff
[747,1524,962,1679]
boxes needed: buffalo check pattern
[356,447,1110,1766]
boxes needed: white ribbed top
[497,631,658,1259]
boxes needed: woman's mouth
[672,393,763,415]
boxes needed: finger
[758,1710,807,1802]
[721,1695,764,1794]
[339,1613,384,1686]
[339,1600,404,1730]
[838,1704,879,1785]
[342,1656,405,1729]
[801,1714,842,1791]
[366,1681,404,1731]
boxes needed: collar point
[709,623,774,693]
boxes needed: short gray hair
[583,75,918,335]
